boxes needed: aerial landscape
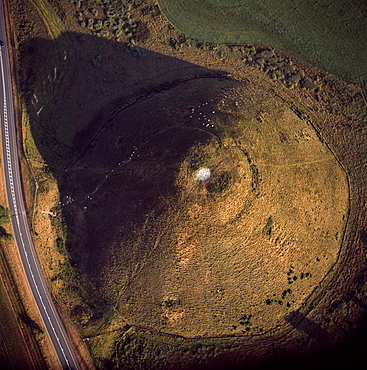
[0,0,366,369]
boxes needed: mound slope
[65,76,348,337]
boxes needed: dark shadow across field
[284,310,329,341]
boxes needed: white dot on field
[195,167,211,181]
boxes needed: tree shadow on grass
[19,312,43,333]
[284,310,329,341]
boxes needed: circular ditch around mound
[68,77,348,338]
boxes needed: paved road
[0,1,80,369]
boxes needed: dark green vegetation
[0,206,12,243]
[158,0,367,83]
[69,0,150,44]
[243,45,320,90]
[0,205,11,226]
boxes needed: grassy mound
[158,0,367,83]
[63,76,348,337]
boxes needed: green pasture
[158,0,367,83]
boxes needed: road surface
[0,1,80,369]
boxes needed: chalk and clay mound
[112,81,349,337]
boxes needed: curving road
[0,1,79,369]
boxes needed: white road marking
[0,49,73,369]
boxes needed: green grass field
[158,0,367,83]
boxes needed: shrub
[0,206,11,226]
[92,55,102,68]
[263,216,274,237]
[282,289,292,299]
[300,77,319,91]
[87,18,94,29]
[0,226,12,242]
[132,47,146,58]
[4,234,13,243]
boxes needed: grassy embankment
[9,0,98,368]
[0,238,47,369]
[0,0,64,367]
[0,202,46,369]
[0,64,46,368]
[158,0,367,83]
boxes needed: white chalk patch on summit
[195,167,211,181]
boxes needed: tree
[0,205,11,226]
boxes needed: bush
[4,234,13,243]
[0,226,13,242]
[300,77,319,91]
[92,55,102,68]
[263,216,274,237]
[282,289,292,299]
[0,206,11,226]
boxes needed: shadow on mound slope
[19,30,230,301]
